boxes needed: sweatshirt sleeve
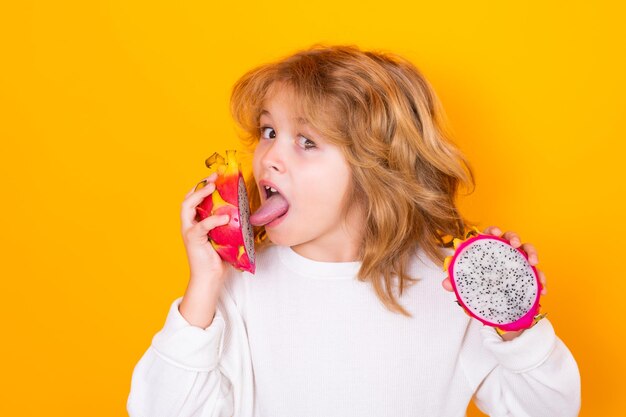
[460,318,581,417]
[126,296,235,417]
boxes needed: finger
[538,269,546,285]
[185,214,230,241]
[181,183,216,231]
[535,269,547,295]
[520,243,538,264]
[195,214,230,235]
[501,230,521,248]
[441,277,453,292]
[183,181,216,209]
[184,172,219,199]
[499,329,525,341]
[483,225,502,236]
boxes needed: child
[127,45,580,417]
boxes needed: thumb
[185,214,230,243]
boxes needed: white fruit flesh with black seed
[449,235,541,331]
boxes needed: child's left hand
[441,226,548,341]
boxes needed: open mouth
[264,185,279,199]
[249,185,290,227]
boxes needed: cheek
[300,171,351,213]
[252,145,262,173]
[251,150,263,198]
[327,161,352,201]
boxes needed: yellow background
[1,1,623,415]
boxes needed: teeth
[264,185,278,193]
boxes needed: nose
[259,136,286,173]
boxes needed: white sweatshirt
[127,244,581,417]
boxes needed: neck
[290,206,364,263]
[291,240,361,263]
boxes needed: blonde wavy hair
[230,44,476,317]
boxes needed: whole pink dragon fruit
[194,150,255,274]
[443,227,543,332]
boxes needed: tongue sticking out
[250,193,289,226]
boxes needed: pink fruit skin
[196,196,255,274]
[197,201,244,246]
[195,185,255,274]
[447,234,542,332]
[214,175,239,206]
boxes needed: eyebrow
[260,109,309,125]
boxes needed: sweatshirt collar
[277,245,362,279]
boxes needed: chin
[264,229,288,246]
[265,229,304,248]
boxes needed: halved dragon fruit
[194,150,255,274]
[443,227,543,332]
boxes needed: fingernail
[194,180,207,191]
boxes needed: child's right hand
[180,172,231,281]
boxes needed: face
[252,85,364,262]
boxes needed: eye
[297,135,317,150]
[260,126,276,139]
